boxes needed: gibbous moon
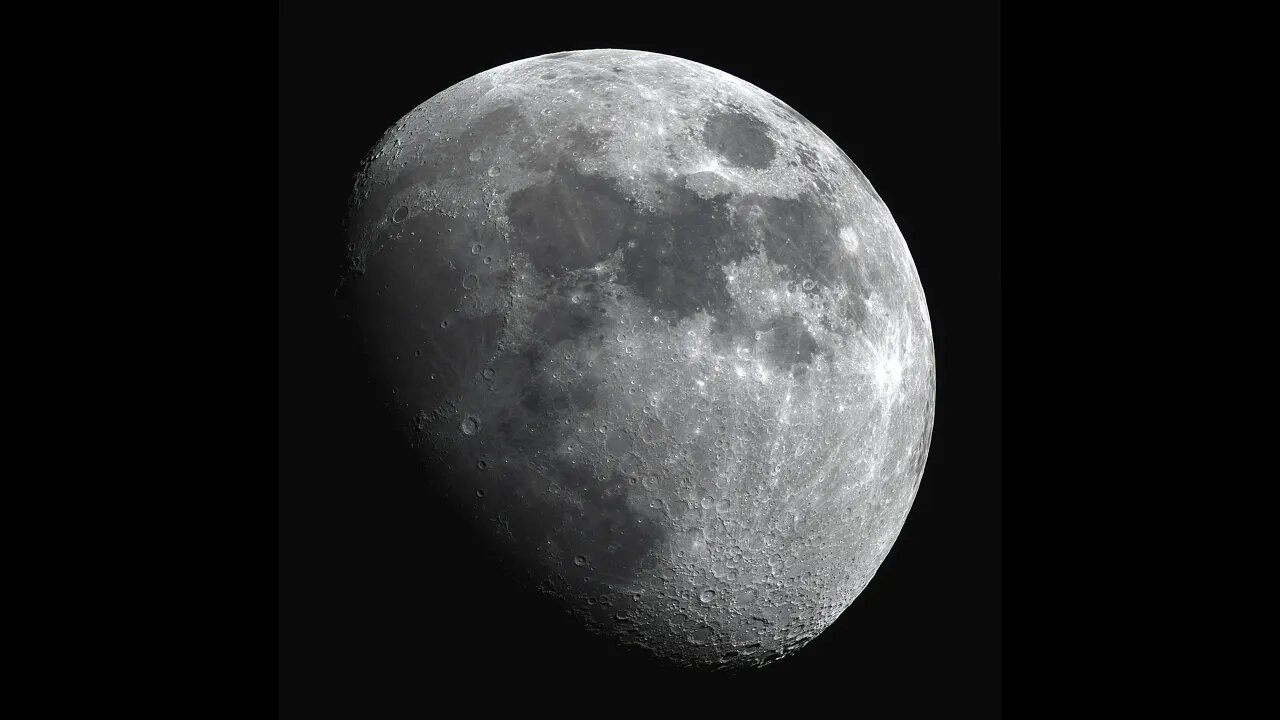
[338,49,935,670]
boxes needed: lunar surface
[337,49,935,670]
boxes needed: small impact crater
[461,416,481,436]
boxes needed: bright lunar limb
[338,49,935,670]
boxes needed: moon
[337,49,935,670]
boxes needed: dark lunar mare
[703,111,777,169]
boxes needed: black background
[280,4,1000,715]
